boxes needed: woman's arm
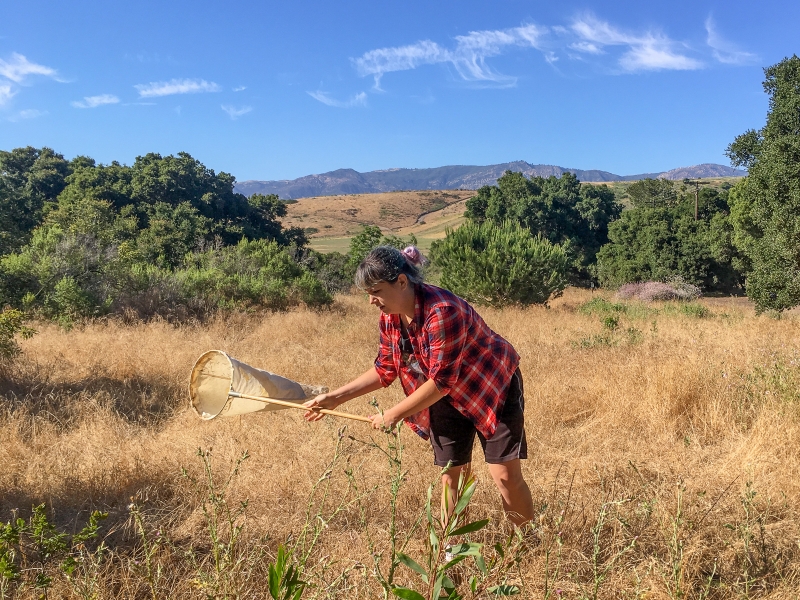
[369,378,445,430]
[302,367,384,422]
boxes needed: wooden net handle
[228,391,372,423]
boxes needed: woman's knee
[488,461,527,491]
[441,463,471,487]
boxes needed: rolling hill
[237,162,745,199]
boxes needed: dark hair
[354,245,425,291]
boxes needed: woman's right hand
[302,394,340,422]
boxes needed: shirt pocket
[418,341,430,358]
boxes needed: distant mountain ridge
[235,162,745,199]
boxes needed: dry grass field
[2,289,800,598]
[282,190,473,239]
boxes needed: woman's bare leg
[441,463,471,526]
[487,459,534,527]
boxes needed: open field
[2,289,799,598]
[281,189,473,241]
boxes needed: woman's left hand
[368,410,400,431]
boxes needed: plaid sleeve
[425,305,468,395]
[374,316,398,387]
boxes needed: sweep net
[189,350,328,420]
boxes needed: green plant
[432,220,568,307]
[268,544,306,600]
[181,448,251,599]
[0,308,36,360]
[347,409,423,599]
[391,472,526,600]
[661,483,686,599]
[128,500,164,600]
[577,500,637,600]
[0,504,107,600]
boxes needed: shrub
[0,308,36,360]
[431,220,568,307]
[617,281,701,302]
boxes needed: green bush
[346,225,418,276]
[431,220,568,307]
[123,239,334,317]
[0,309,36,360]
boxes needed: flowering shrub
[617,280,701,302]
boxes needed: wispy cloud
[8,108,47,122]
[307,90,367,108]
[571,14,703,71]
[0,84,15,106]
[353,24,546,88]
[221,104,252,119]
[0,52,57,83]
[705,17,758,65]
[71,94,120,108]
[569,41,604,55]
[134,78,221,98]
[233,86,246,92]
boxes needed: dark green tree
[346,225,417,275]
[431,220,568,307]
[0,147,71,254]
[726,55,800,310]
[464,170,621,279]
[596,189,741,291]
[626,178,678,209]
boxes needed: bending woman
[303,246,534,526]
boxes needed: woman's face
[366,274,413,315]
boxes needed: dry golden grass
[283,190,473,239]
[2,289,800,598]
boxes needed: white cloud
[620,41,701,71]
[353,23,547,88]
[307,90,367,108]
[134,78,221,97]
[0,84,15,106]
[571,14,703,72]
[233,86,246,92]
[7,108,47,122]
[221,104,253,119]
[0,52,57,83]
[71,94,120,108]
[705,17,758,65]
[570,41,604,55]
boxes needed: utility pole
[683,178,706,221]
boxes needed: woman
[303,246,534,526]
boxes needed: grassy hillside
[287,178,743,254]
[280,189,472,250]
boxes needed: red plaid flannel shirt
[374,284,520,440]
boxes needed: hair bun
[402,246,424,267]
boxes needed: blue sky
[1,0,796,181]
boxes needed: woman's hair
[355,245,426,290]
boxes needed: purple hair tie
[402,246,424,267]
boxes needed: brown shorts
[429,369,527,468]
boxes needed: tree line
[1,55,799,326]
[0,150,342,324]
[428,55,800,312]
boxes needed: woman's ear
[397,273,409,289]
